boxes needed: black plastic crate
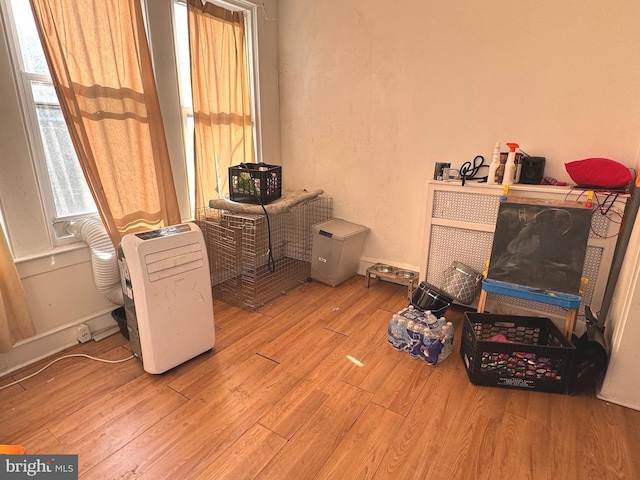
[229,163,282,205]
[460,312,575,394]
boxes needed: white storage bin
[311,218,369,287]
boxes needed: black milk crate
[229,163,282,205]
[460,313,575,394]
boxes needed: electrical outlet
[76,323,91,343]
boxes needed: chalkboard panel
[487,198,592,295]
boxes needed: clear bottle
[496,161,505,184]
[388,314,408,351]
[407,321,423,359]
[405,319,415,337]
[437,322,455,363]
[423,331,443,365]
[397,316,409,338]
[487,142,501,185]
[426,315,441,335]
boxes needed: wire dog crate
[196,196,333,310]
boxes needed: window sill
[14,242,93,279]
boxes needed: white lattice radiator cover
[426,190,611,320]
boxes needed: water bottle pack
[387,305,454,365]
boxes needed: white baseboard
[0,307,120,377]
[359,256,420,276]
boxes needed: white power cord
[0,353,135,391]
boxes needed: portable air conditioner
[118,222,215,374]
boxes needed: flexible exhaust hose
[66,218,124,306]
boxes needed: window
[172,0,195,201]
[1,0,262,245]
[2,0,98,244]
[172,0,261,201]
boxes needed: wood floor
[1,276,639,479]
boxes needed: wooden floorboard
[1,275,639,479]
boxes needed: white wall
[277,0,640,271]
[598,203,640,410]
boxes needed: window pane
[186,112,195,202]
[175,2,194,194]
[186,112,194,158]
[9,0,48,75]
[34,100,96,217]
[31,80,59,104]
[173,1,192,109]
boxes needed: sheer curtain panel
[187,0,254,208]
[29,0,181,246]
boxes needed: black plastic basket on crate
[460,312,575,394]
[229,162,282,205]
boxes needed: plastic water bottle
[398,306,419,323]
[399,316,412,350]
[438,322,455,363]
[426,314,441,335]
[387,314,400,349]
[387,314,409,351]
[406,321,424,359]
[422,331,444,365]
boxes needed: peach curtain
[29,0,181,246]
[187,0,254,209]
[0,229,35,353]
